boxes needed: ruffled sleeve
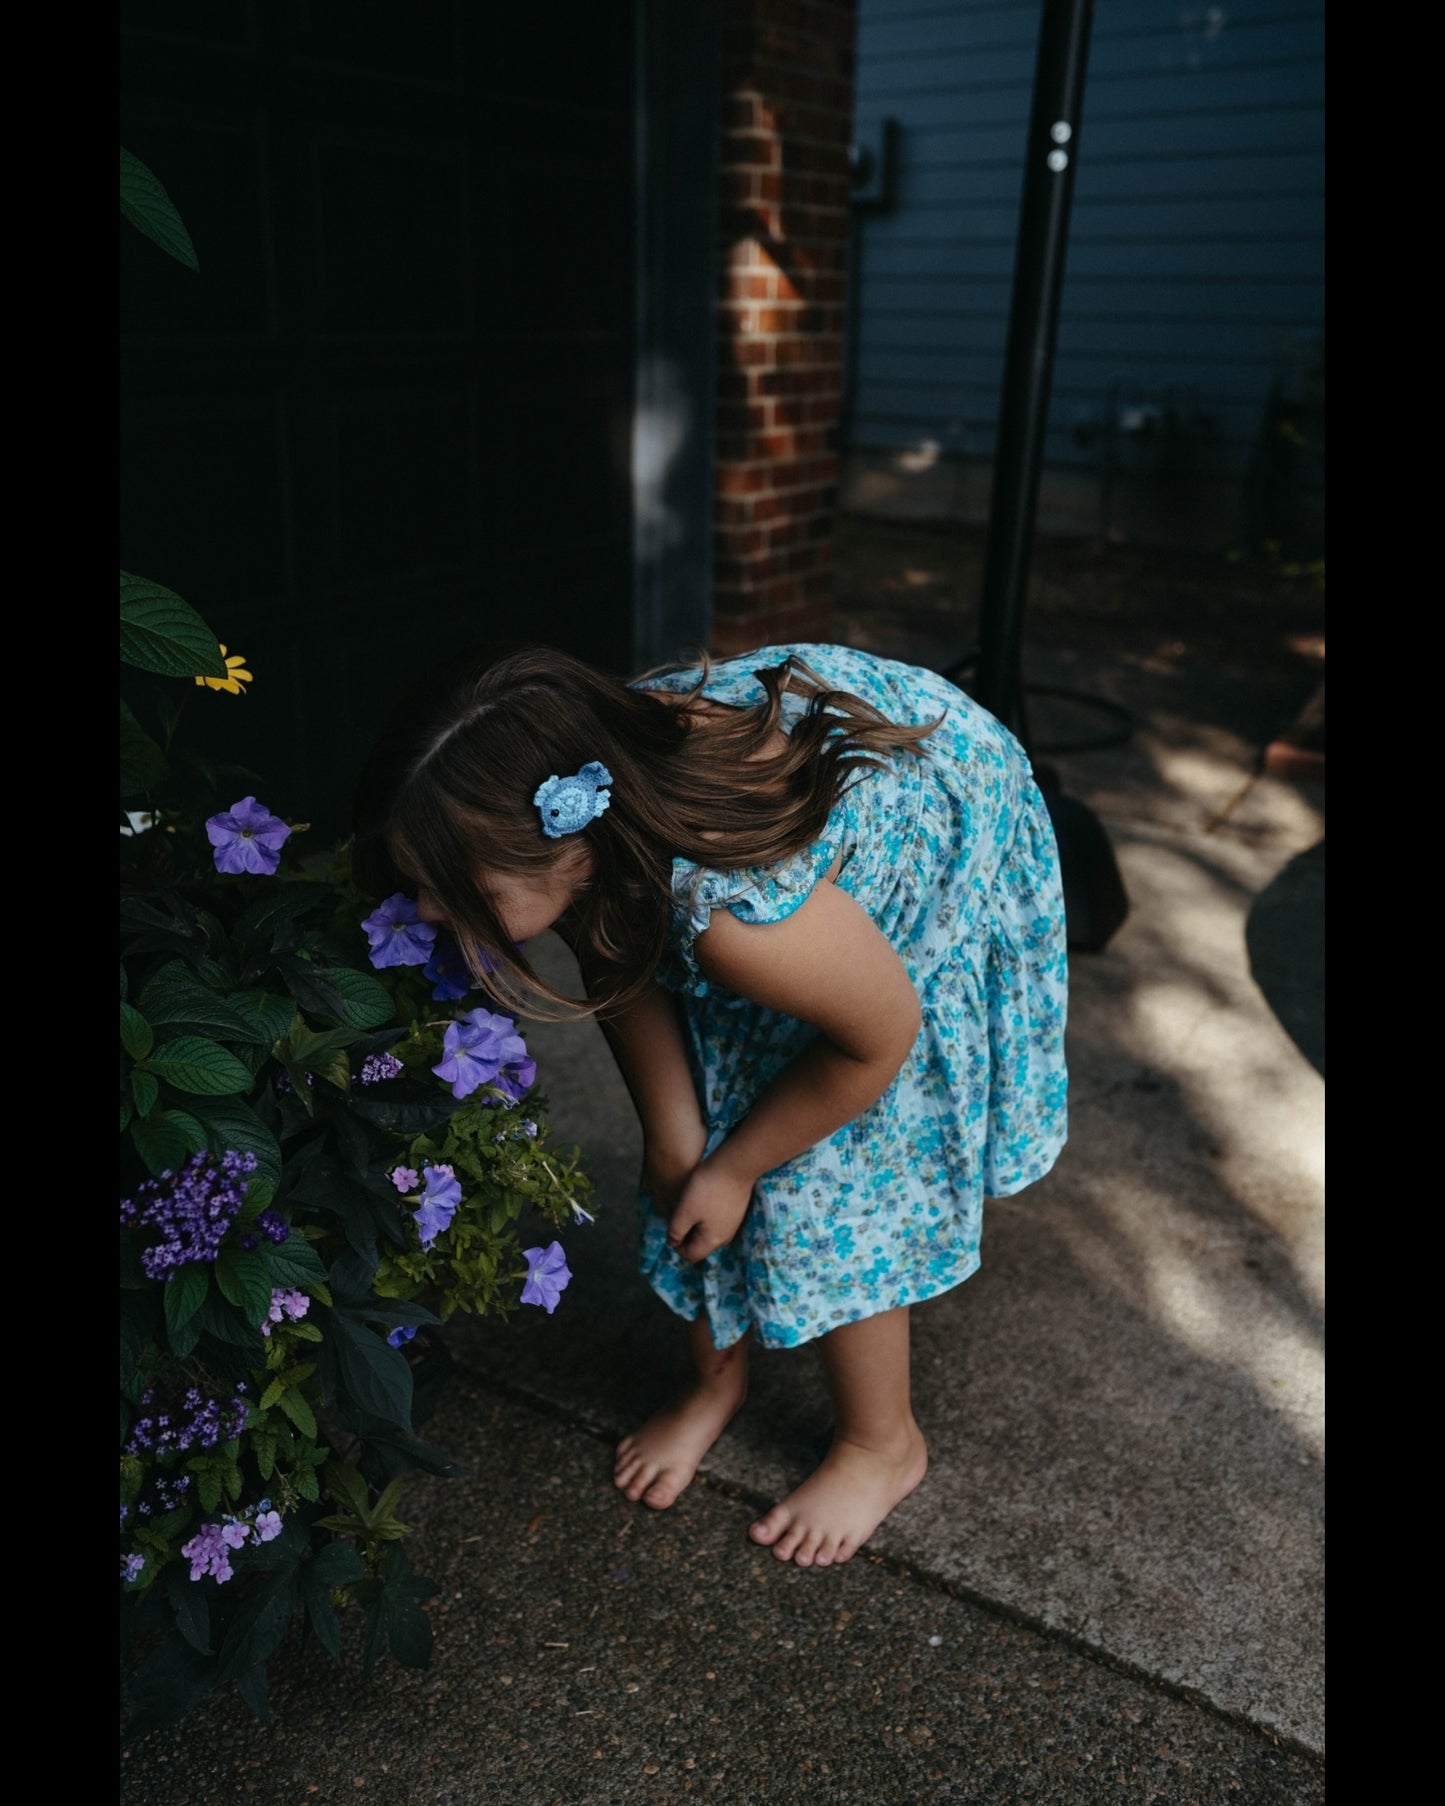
[663,806,858,998]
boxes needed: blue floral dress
[630,644,1068,1351]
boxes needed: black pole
[969,0,1128,954]
[973,0,1095,732]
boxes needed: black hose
[940,646,1135,756]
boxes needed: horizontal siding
[858,1,1320,61]
[860,19,1327,95]
[844,0,1326,547]
[857,55,1324,130]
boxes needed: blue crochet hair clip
[533,762,613,839]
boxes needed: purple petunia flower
[423,930,475,1002]
[413,1163,462,1248]
[387,1324,419,1349]
[520,1241,572,1314]
[431,1007,534,1101]
[205,796,292,876]
[361,893,437,969]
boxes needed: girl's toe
[814,1536,838,1567]
[749,1509,787,1545]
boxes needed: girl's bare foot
[747,1422,928,1566]
[614,1362,748,1510]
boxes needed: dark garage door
[121,3,637,841]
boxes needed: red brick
[717,463,772,496]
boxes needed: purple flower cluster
[122,1471,194,1525]
[120,1553,147,1585]
[260,1287,310,1337]
[359,1051,404,1086]
[432,1008,536,1102]
[239,1208,290,1252]
[119,1149,259,1279]
[124,1382,248,1460]
[180,1500,284,1585]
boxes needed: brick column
[712,0,857,655]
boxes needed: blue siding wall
[845,1,1325,552]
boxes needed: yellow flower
[195,645,253,695]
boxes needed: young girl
[356,641,1068,1569]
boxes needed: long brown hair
[352,642,942,1019]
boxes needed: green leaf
[120,146,199,271]
[214,1249,274,1325]
[194,1286,268,1349]
[130,1068,160,1118]
[276,1387,318,1439]
[235,887,327,945]
[163,1264,209,1343]
[236,1664,271,1723]
[327,1310,414,1428]
[251,1423,278,1480]
[228,990,300,1045]
[120,699,170,795]
[141,1035,253,1096]
[380,1545,438,1669]
[301,1541,366,1660]
[313,965,395,1030]
[216,1571,300,1687]
[120,1001,154,1061]
[139,963,269,1044]
[276,956,353,1026]
[195,1463,224,1514]
[259,1232,329,1291]
[120,571,224,678]
[131,1108,209,1176]
[123,1631,219,1738]
[323,1461,373,1520]
[185,1096,282,1189]
[164,1563,215,1656]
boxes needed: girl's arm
[666,880,922,1261]
[571,944,709,1208]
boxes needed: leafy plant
[120,148,594,1735]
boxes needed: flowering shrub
[120,152,594,1731]
[119,583,595,1732]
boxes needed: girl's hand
[665,1156,755,1263]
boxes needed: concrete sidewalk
[121,551,1325,1804]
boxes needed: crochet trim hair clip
[534,762,613,839]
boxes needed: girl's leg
[748,1303,928,1567]
[615,1313,751,1510]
